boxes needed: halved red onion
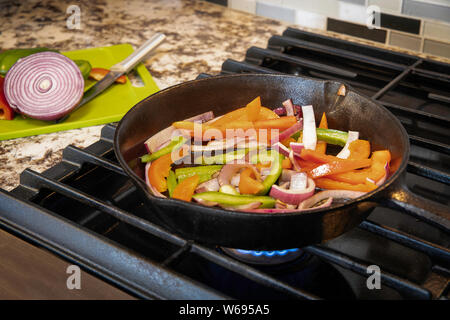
[289,142,304,156]
[336,131,359,159]
[144,162,166,198]
[270,120,303,145]
[282,99,294,116]
[195,178,220,193]
[144,111,214,153]
[4,52,84,121]
[269,177,315,205]
[290,172,308,190]
[271,142,290,157]
[298,190,365,209]
[301,105,317,150]
[217,163,259,187]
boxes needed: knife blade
[56,33,166,123]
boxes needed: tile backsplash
[205,0,450,59]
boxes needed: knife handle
[110,33,166,74]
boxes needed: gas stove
[0,28,449,300]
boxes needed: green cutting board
[0,44,159,140]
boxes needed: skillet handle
[381,180,450,234]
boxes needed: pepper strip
[141,136,187,163]
[172,174,200,202]
[175,165,223,183]
[192,192,276,208]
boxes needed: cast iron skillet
[114,74,450,250]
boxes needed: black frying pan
[114,74,450,250]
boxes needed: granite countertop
[0,0,448,191]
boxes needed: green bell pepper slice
[250,149,284,196]
[141,136,187,163]
[0,48,58,76]
[73,59,92,80]
[167,170,177,197]
[194,149,249,165]
[175,165,223,184]
[192,192,276,209]
[316,128,348,147]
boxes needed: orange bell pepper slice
[89,68,127,84]
[348,139,371,160]
[245,96,261,122]
[148,153,174,193]
[258,107,280,120]
[253,116,297,131]
[299,148,341,164]
[328,150,391,184]
[308,158,372,179]
[282,158,292,169]
[239,167,264,195]
[172,174,200,202]
[315,177,378,192]
[314,112,328,154]
[206,107,247,126]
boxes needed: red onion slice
[301,105,317,150]
[144,111,214,153]
[246,198,333,213]
[298,190,365,209]
[289,150,302,172]
[282,99,295,116]
[269,177,315,205]
[4,52,84,121]
[289,142,304,156]
[218,163,259,187]
[271,142,290,157]
[290,172,308,190]
[270,120,303,145]
[144,162,166,198]
[336,131,359,159]
[220,202,262,211]
[195,178,220,193]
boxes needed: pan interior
[115,74,408,205]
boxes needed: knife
[56,33,166,123]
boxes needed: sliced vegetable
[298,190,365,210]
[270,120,303,145]
[316,128,348,147]
[314,177,377,192]
[301,105,317,150]
[245,96,261,121]
[269,176,315,205]
[148,153,173,193]
[290,172,308,190]
[141,136,187,163]
[248,198,333,213]
[348,140,371,160]
[336,131,359,159]
[196,149,248,165]
[328,150,391,184]
[4,52,84,121]
[73,59,92,80]
[192,192,276,209]
[239,167,264,195]
[196,178,220,193]
[145,162,166,198]
[219,184,240,195]
[282,99,294,116]
[308,158,372,179]
[253,116,298,131]
[172,174,200,202]
[218,163,259,187]
[251,150,284,195]
[0,77,14,120]
[167,170,178,197]
[89,67,127,84]
[315,112,328,154]
[175,165,223,184]
[144,111,214,153]
[271,142,290,157]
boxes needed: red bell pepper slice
[0,76,14,120]
[89,68,127,84]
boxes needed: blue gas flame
[236,248,299,257]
